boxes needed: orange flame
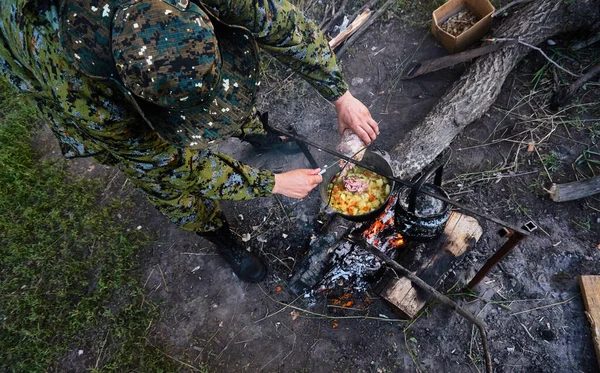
[363,219,386,239]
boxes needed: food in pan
[326,166,391,216]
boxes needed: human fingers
[352,124,372,145]
[368,118,380,136]
[359,119,377,142]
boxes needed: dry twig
[484,38,579,78]
[511,293,579,316]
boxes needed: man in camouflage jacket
[0,0,379,282]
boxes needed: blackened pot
[394,163,450,242]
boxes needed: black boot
[241,112,299,153]
[197,223,267,283]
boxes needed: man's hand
[272,169,323,199]
[334,90,379,145]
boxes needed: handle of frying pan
[408,162,444,214]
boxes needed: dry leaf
[332,320,339,329]
[290,311,299,321]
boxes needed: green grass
[0,79,184,372]
[541,150,563,174]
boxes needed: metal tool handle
[407,162,444,214]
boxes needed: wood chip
[440,10,479,37]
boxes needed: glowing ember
[362,194,405,250]
[389,233,405,247]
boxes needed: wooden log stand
[374,211,483,318]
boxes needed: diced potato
[326,165,391,216]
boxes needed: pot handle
[408,162,444,213]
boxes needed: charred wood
[356,238,494,373]
[289,214,354,295]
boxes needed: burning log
[389,0,600,179]
[289,214,354,295]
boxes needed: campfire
[314,192,408,293]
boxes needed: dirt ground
[49,4,600,373]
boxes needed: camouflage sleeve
[114,134,277,202]
[201,0,349,102]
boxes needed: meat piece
[343,177,368,193]
[337,129,366,175]
[337,129,366,160]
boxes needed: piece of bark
[548,175,600,202]
[328,9,371,49]
[551,62,600,109]
[405,40,517,79]
[579,276,600,368]
[389,0,600,180]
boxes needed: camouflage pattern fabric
[0,0,348,232]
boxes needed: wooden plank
[580,275,600,368]
[377,212,482,319]
[328,10,371,49]
[379,276,425,319]
[442,212,483,256]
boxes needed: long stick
[355,238,494,373]
[271,125,530,236]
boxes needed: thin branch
[511,293,579,316]
[484,38,579,77]
[258,285,407,322]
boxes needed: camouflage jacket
[0,0,348,158]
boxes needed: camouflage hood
[60,0,259,149]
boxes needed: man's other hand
[334,90,379,145]
[272,169,323,199]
